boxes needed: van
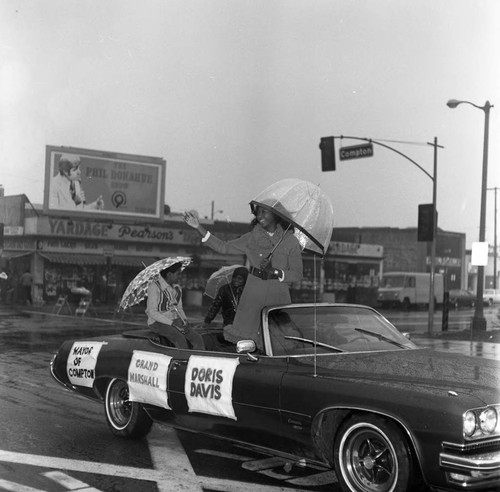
[377,272,444,309]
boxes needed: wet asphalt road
[0,306,339,492]
[0,304,499,491]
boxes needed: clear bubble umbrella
[250,178,334,256]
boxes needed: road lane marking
[195,447,337,486]
[147,426,202,492]
[287,471,337,486]
[0,450,154,481]
[0,447,314,492]
[43,471,102,491]
[0,479,46,492]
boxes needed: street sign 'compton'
[339,143,374,161]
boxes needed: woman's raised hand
[184,210,200,229]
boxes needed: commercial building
[1,193,385,307]
[333,227,468,292]
[0,144,485,309]
[1,192,475,309]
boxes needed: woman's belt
[249,266,280,280]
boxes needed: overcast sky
[1,0,499,247]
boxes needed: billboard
[44,145,166,221]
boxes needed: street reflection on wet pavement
[1,304,499,360]
[0,307,131,355]
[415,337,500,360]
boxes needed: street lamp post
[488,187,498,289]
[447,99,493,331]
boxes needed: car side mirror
[236,340,256,354]
[402,332,411,340]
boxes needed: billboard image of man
[49,154,104,210]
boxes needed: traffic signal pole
[321,135,443,333]
[428,137,439,335]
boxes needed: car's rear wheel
[334,414,414,492]
[104,378,153,438]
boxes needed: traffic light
[417,204,435,242]
[319,136,336,171]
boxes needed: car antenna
[313,254,318,377]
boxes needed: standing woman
[184,205,303,349]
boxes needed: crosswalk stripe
[0,478,46,492]
[0,447,317,492]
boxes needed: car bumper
[440,447,500,489]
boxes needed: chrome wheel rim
[107,379,132,430]
[340,423,398,492]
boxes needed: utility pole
[427,137,440,334]
[325,135,443,333]
[488,187,498,289]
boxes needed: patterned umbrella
[204,265,245,299]
[250,178,334,256]
[119,256,192,310]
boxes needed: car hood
[311,348,500,405]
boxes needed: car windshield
[266,305,417,356]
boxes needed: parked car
[51,303,500,492]
[483,288,500,306]
[448,289,476,308]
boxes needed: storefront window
[323,260,380,306]
[43,263,97,301]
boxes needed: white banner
[185,356,239,420]
[128,351,172,410]
[67,341,105,388]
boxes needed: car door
[166,347,289,450]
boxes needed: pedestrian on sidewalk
[20,269,34,306]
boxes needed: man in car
[203,267,248,327]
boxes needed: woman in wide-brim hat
[184,204,303,350]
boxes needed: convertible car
[50,303,500,492]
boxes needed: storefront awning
[0,251,34,260]
[38,252,108,266]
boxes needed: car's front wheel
[104,378,153,438]
[334,414,415,492]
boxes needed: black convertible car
[51,303,500,491]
